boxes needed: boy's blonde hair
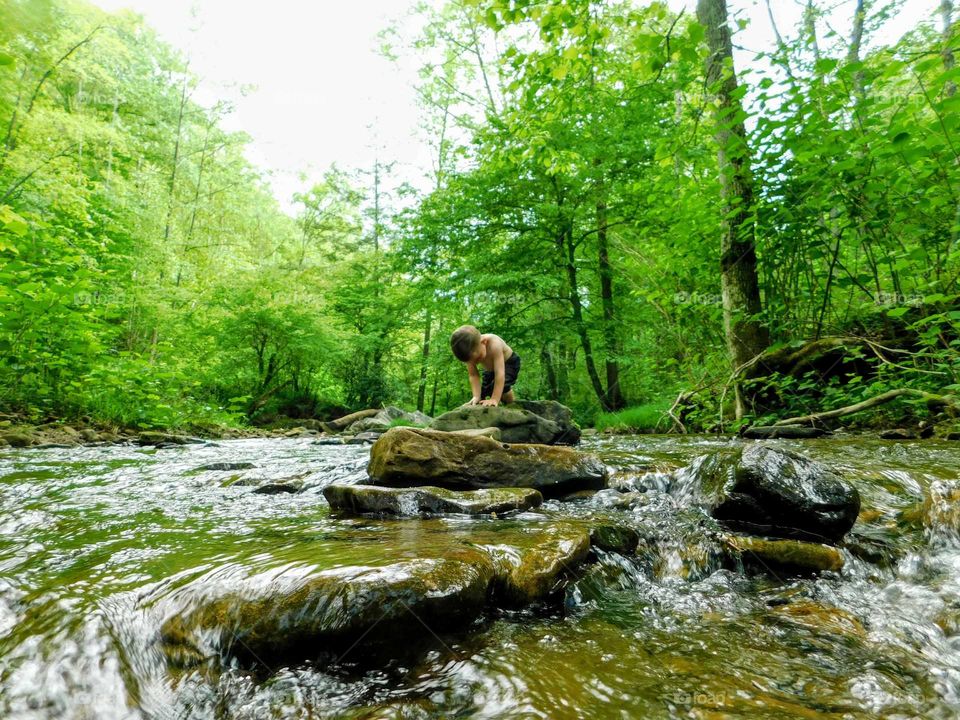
[451,325,481,361]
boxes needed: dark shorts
[481,353,521,399]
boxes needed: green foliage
[1,0,957,433]
[594,401,673,433]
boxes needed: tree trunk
[697,0,770,420]
[597,194,625,410]
[163,73,189,244]
[417,306,432,412]
[541,344,559,401]
[561,220,608,409]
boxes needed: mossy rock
[368,427,607,498]
[722,534,844,574]
[589,524,640,554]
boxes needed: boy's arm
[480,348,505,406]
[466,363,481,404]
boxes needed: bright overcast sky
[90,0,942,213]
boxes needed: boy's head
[451,325,482,362]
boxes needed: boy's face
[469,342,486,364]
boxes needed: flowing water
[1,434,960,719]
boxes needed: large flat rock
[159,520,598,669]
[367,427,607,497]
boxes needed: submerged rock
[323,484,542,516]
[194,462,256,472]
[430,401,580,445]
[722,534,844,574]
[693,444,860,543]
[367,427,608,497]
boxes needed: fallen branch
[773,388,957,427]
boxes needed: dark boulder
[690,443,860,543]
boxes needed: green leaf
[0,52,14,67]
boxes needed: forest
[1,0,958,435]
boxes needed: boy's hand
[464,397,480,406]
[479,398,499,407]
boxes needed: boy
[450,325,521,407]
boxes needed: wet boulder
[367,427,608,497]
[323,484,542,516]
[589,524,641,554]
[692,444,860,543]
[160,550,495,667]
[721,534,844,574]
[430,401,580,445]
[477,524,592,605]
[160,521,598,669]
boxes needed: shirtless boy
[449,325,521,407]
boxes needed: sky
[89,0,943,213]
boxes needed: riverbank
[3,416,959,450]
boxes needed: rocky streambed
[2,425,960,718]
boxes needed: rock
[430,402,579,445]
[512,400,582,444]
[311,436,345,446]
[350,407,433,433]
[590,488,648,510]
[160,521,596,668]
[349,406,406,433]
[284,427,308,437]
[589,524,640,554]
[946,431,960,441]
[769,599,865,638]
[160,549,496,667]
[345,431,384,444]
[80,428,98,442]
[722,534,844,574]
[321,408,380,433]
[478,524,592,605]
[1,431,35,448]
[741,425,827,439]
[879,428,917,440]
[252,482,302,495]
[323,484,542,516]
[692,444,860,543]
[368,427,608,497]
[194,462,256,472]
[447,427,502,440]
[137,432,201,447]
[581,428,598,437]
